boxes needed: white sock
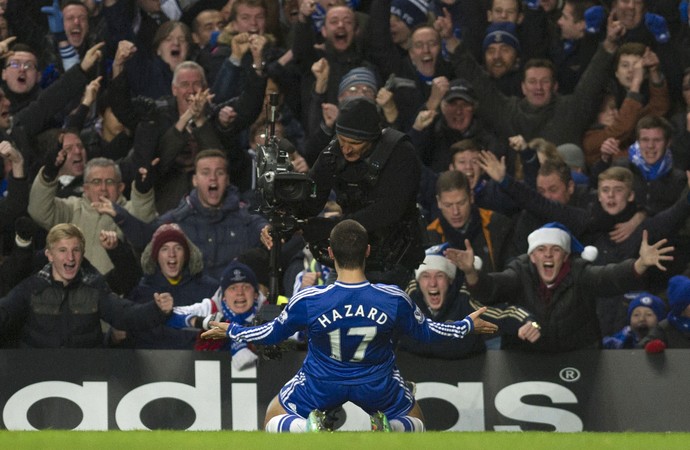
[265,414,307,432]
[389,416,425,432]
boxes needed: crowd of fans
[0,0,689,357]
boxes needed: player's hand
[468,307,498,334]
[201,321,230,339]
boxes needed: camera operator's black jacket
[302,129,424,273]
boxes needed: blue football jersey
[227,281,474,384]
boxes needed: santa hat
[627,292,667,322]
[527,222,598,262]
[415,243,482,281]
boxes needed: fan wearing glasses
[28,132,157,276]
[0,44,40,115]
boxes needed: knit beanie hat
[482,22,521,53]
[527,222,598,262]
[390,0,429,29]
[221,261,259,293]
[336,97,381,141]
[151,223,189,263]
[667,275,690,316]
[628,292,667,322]
[338,67,378,97]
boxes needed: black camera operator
[296,97,424,288]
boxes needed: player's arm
[201,299,306,344]
[399,295,497,342]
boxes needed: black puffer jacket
[0,260,168,348]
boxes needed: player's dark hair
[329,219,368,269]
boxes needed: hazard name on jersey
[317,304,389,328]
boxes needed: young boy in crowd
[166,260,265,370]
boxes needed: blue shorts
[278,368,414,419]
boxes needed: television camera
[252,92,314,359]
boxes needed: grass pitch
[1,431,689,450]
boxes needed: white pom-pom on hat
[581,245,598,262]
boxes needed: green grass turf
[0,431,689,450]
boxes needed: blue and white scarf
[628,141,673,181]
[221,301,257,355]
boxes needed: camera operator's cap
[527,222,598,262]
[628,292,667,322]
[338,67,378,97]
[443,79,477,105]
[667,275,690,316]
[221,261,259,293]
[390,0,429,29]
[482,22,521,53]
[336,97,382,141]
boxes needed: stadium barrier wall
[1,349,687,431]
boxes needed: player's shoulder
[286,284,334,309]
[370,282,412,302]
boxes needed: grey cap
[557,143,585,169]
